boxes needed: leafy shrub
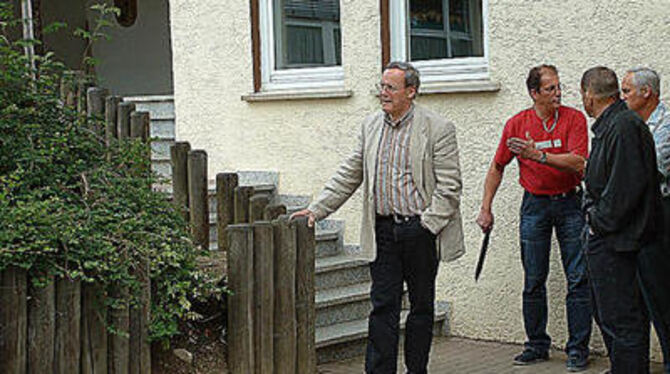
[0,3,220,343]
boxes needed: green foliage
[0,3,221,343]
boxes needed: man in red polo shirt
[476,64,592,372]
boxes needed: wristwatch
[538,151,547,164]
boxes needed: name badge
[553,139,562,148]
[536,140,552,150]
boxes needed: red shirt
[494,106,588,195]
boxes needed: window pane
[409,0,483,61]
[274,0,342,69]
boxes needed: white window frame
[389,0,490,84]
[259,0,344,91]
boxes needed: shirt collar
[591,99,626,135]
[384,104,415,128]
[647,102,667,127]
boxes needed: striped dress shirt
[374,105,426,216]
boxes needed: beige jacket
[308,105,465,262]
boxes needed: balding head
[581,66,620,100]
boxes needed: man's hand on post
[289,208,317,228]
[476,208,494,234]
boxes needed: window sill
[418,80,501,95]
[242,88,353,102]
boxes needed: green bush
[0,3,220,343]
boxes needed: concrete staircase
[127,96,450,364]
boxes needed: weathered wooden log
[253,222,274,374]
[233,186,254,224]
[81,283,107,374]
[226,225,255,374]
[129,259,151,374]
[249,195,270,223]
[55,277,81,374]
[170,142,191,222]
[263,204,286,221]
[295,217,316,373]
[130,111,150,142]
[60,71,82,107]
[116,102,135,140]
[77,78,94,114]
[0,266,28,374]
[272,218,297,374]
[216,173,238,253]
[27,276,55,374]
[188,150,209,249]
[105,96,122,146]
[108,286,129,374]
[86,86,107,118]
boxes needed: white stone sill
[241,88,353,102]
[369,80,501,96]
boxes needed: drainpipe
[20,0,36,78]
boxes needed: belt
[529,188,578,200]
[376,214,420,224]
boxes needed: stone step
[149,118,175,140]
[151,138,174,161]
[124,95,175,120]
[275,194,311,214]
[315,303,449,364]
[315,254,370,291]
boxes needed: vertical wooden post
[86,87,108,119]
[129,258,151,374]
[60,71,81,107]
[188,150,209,249]
[108,287,129,374]
[116,102,135,140]
[249,195,270,223]
[55,277,81,374]
[130,111,150,142]
[81,284,107,374]
[77,78,93,114]
[295,217,316,373]
[216,173,238,253]
[253,223,274,374]
[234,186,254,224]
[264,204,287,221]
[226,225,255,374]
[170,142,191,222]
[272,218,297,374]
[0,267,28,374]
[27,276,55,374]
[105,96,122,147]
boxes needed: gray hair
[626,66,660,96]
[384,61,421,91]
[581,66,619,100]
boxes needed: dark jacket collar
[591,99,627,136]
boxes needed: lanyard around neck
[542,110,559,133]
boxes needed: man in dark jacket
[580,66,663,374]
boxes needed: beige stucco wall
[169,0,669,358]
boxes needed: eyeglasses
[541,84,562,94]
[375,82,400,93]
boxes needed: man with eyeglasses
[291,61,464,374]
[620,66,670,374]
[476,64,592,371]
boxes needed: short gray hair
[581,66,619,100]
[626,66,660,96]
[384,61,421,91]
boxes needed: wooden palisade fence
[0,72,151,374]
[169,143,317,373]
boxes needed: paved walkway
[318,336,665,373]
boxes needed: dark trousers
[365,216,438,374]
[638,197,670,373]
[519,192,592,356]
[587,235,649,374]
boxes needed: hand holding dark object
[476,208,494,233]
[475,230,491,281]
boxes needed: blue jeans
[519,191,592,357]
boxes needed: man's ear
[529,89,539,102]
[407,86,417,100]
[641,85,652,99]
